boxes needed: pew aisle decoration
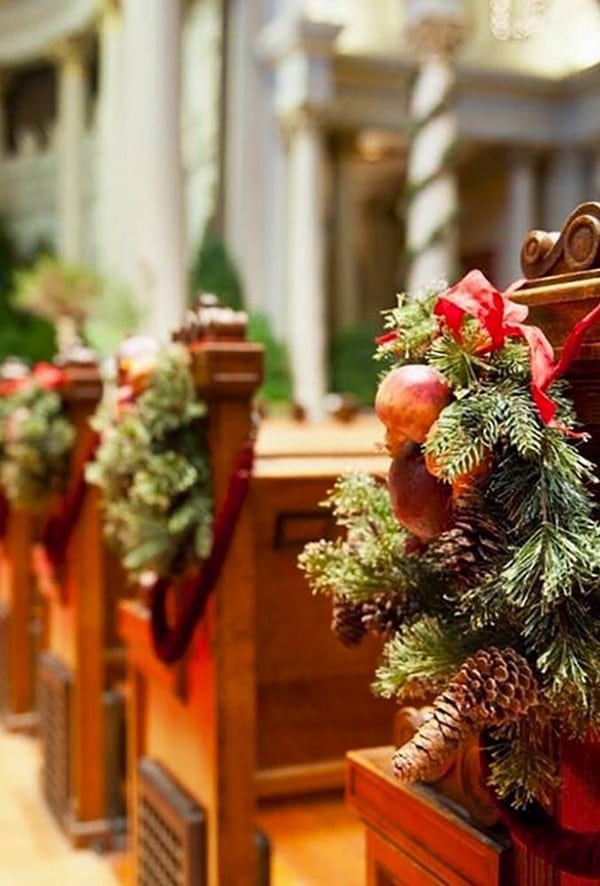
[0,362,74,509]
[299,270,600,876]
[86,343,212,582]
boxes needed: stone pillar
[97,0,124,276]
[284,110,329,420]
[122,0,184,340]
[499,149,537,287]
[258,11,342,420]
[55,38,87,263]
[543,148,588,231]
[404,0,466,293]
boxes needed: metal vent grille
[137,758,206,886]
[38,652,72,823]
[0,602,9,717]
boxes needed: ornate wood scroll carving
[521,201,600,280]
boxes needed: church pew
[35,353,128,849]
[119,303,264,886]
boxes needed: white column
[258,11,342,419]
[543,148,588,230]
[97,0,124,276]
[122,0,184,340]
[55,38,87,263]
[285,111,328,421]
[499,149,537,287]
[404,0,466,293]
[225,0,267,313]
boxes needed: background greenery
[190,231,293,406]
[0,221,56,363]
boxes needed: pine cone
[331,598,366,646]
[393,647,539,782]
[430,512,504,588]
[361,592,416,638]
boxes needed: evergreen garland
[87,345,212,580]
[300,275,600,810]
[0,377,74,509]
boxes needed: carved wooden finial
[54,342,98,369]
[172,293,248,345]
[521,201,600,280]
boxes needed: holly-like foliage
[300,285,600,810]
[0,383,74,509]
[87,346,212,580]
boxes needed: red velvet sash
[481,735,600,879]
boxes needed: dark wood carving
[520,201,600,281]
[394,706,499,828]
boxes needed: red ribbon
[150,436,255,665]
[41,429,101,570]
[435,270,600,429]
[0,362,67,398]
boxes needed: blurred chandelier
[489,0,548,40]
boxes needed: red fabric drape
[41,430,100,569]
[480,736,600,878]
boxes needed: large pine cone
[393,647,539,782]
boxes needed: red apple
[375,365,451,445]
[389,442,453,541]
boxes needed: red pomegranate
[389,442,453,541]
[375,365,451,447]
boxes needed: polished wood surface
[257,791,365,886]
[347,747,512,885]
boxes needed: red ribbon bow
[434,270,600,429]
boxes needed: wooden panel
[0,602,10,717]
[0,509,38,723]
[347,747,512,886]
[258,675,394,770]
[253,469,396,778]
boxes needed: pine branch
[487,711,559,809]
[375,284,444,366]
[373,616,472,702]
